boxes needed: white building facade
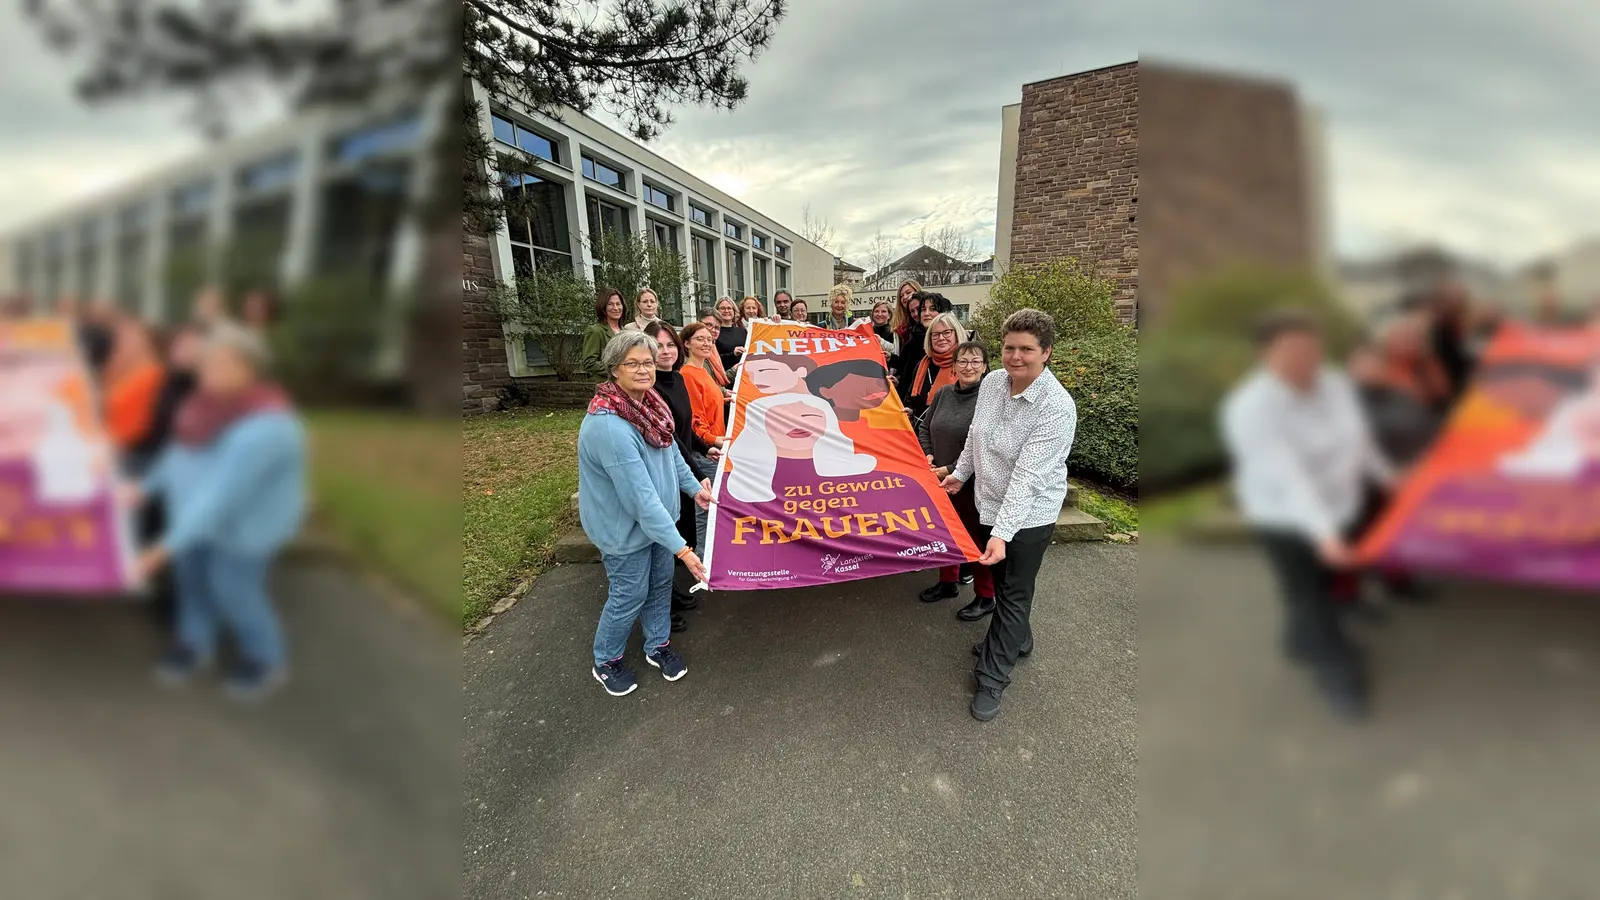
[473,81,833,376]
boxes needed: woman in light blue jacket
[578,330,712,697]
[129,321,305,700]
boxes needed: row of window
[491,110,791,260]
[14,114,420,266]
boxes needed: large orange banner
[1359,322,1600,589]
[701,321,980,589]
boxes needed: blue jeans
[690,453,713,559]
[171,546,287,670]
[593,543,674,667]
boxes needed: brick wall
[1010,62,1139,322]
[462,229,540,414]
[1137,63,1315,322]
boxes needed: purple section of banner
[1382,471,1600,592]
[0,459,129,595]
[707,456,971,590]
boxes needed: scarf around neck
[912,341,957,401]
[589,380,674,448]
[698,350,729,387]
[173,382,292,447]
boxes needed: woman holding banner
[645,319,714,627]
[940,309,1077,723]
[919,341,996,618]
[129,321,305,700]
[577,330,712,697]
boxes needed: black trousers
[1256,524,1364,677]
[973,521,1055,692]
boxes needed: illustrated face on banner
[743,355,815,395]
[766,401,828,458]
[0,354,76,460]
[1478,362,1587,421]
[809,360,891,421]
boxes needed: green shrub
[592,230,691,323]
[269,273,391,404]
[976,259,1137,488]
[1051,328,1138,489]
[971,258,1123,345]
[1140,265,1360,489]
[490,265,594,380]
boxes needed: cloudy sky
[2,0,1597,272]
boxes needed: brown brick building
[994,60,1328,325]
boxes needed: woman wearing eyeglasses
[918,340,996,620]
[905,312,968,422]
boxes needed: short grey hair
[204,320,271,372]
[601,329,659,378]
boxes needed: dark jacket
[716,325,748,374]
[1357,383,1442,467]
[895,324,927,396]
[125,369,198,477]
[917,380,982,468]
[1430,317,1472,400]
[652,367,709,544]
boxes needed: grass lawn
[305,410,461,621]
[1074,482,1139,535]
[462,408,586,627]
[1141,482,1228,532]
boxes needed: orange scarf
[912,347,957,402]
[699,351,729,388]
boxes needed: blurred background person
[129,321,306,701]
[190,284,230,331]
[919,340,994,618]
[101,318,168,460]
[580,287,627,378]
[1221,311,1397,721]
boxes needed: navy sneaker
[154,645,211,686]
[592,658,638,696]
[645,644,688,681]
[222,661,288,701]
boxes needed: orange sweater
[681,363,728,448]
[103,361,166,450]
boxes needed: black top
[917,379,982,468]
[77,321,114,377]
[716,325,748,373]
[904,360,944,422]
[125,369,197,476]
[1357,384,1443,467]
[1430,317,1472,400]
[651,368,711,469]
[894,324,927,395]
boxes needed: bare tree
[801,203,835,252]
[864,229,896,287]
[916,224,978,286]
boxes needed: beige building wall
[994,102,1022,274]
[1299,103,1334,284]
[790,239,835,298]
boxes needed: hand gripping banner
[700,321,980,590]
[0,318,137,595]
[1358,321,1600,590]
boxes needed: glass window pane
[491,114,516,146]
[526,179,570,255]
[511,245,534,276]
[517,128,557,162]
[334,115,421,164]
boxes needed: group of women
[573,282,1078,722]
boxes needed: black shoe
[956,596,996,621]
[970,687,1003,722]
[672,587,699,611]
[1314,668,1370,722]
[919,581,959,603]
[670,613,688,633]
[958,563,974,585]
[972,636,1033,657]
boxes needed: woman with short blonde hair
[824,284,854,331]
